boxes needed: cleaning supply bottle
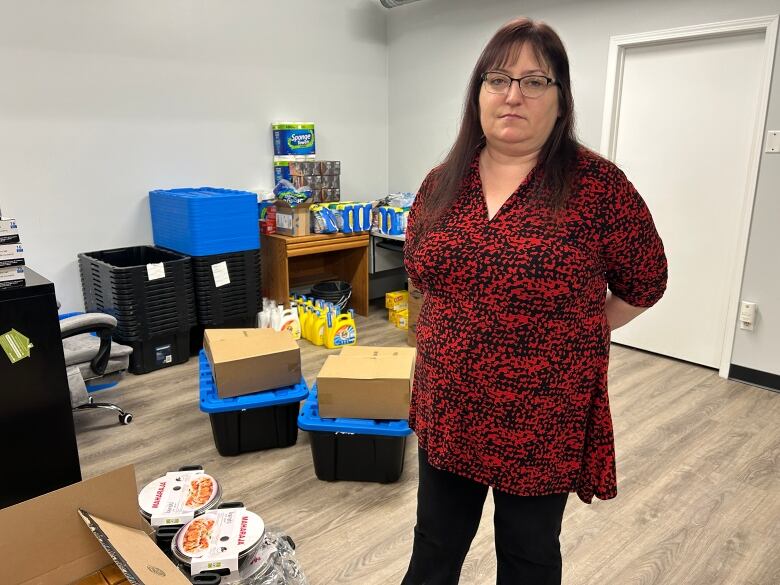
[296,295,307,323]
[360,203,372,232]
[325,308,357,349]
[311,308,328,346]
[279,308,301,340]
[389,207,404,235]
[301,304,313,341]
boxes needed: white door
[607,31,766,368]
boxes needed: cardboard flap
[0,466,142,585]
[78,511,190,585]
[204,328,299,363]
[319,353,414,381]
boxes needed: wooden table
[261,232,370,316]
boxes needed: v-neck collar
[469,150,541,224]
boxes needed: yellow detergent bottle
[296,296,307,323]
[311,308,328,346]
[302,300,317,341]
[303,305,315,342]
[325,309,357,349]
[279,308,301,340]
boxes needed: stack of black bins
[189,249,261,354]
[78,246,196,374]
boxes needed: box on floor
[407,281,423,347]
[0,465,190,585]
[203,328,301,399]
[385,290,408,311]
[316,345,416,420]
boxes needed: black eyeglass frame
[480,71,561,96]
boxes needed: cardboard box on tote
[203,328,301,398]
[0,465,189,585]
[316,346,416,420]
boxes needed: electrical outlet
[739,300,757,331]
[766,131,780,153]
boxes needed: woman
[401,17,667,585]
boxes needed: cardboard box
[385,290,408,311]
[0,241,24,268]
[407,282,423,347]
[274,201,312,236]
[0,265,25,289]
[0,217,20,244]
[292,175,322,190]
[321,175,340,189]
[289,160,319,176]
[73,564,129,585]
[407,322,417,347]
[322,189,341,203]
[316,346,416,420]
[408,281,422,322]
[320,160,341,176]
[204,328,301,398]
[0,465,189,585]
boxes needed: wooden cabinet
[261,232,369,316]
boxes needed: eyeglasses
[481,71,559,98]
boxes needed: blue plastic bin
[149,187,260,256]
[199,351,308,455]
[298,384,412,482]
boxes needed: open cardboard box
[273,201,312,237]
[0,465,191,585]
[203,328,301,399]
[316,345,416,420]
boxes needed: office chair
[60,312,134,425]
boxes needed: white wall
[0,0,388,312]
[388,0,780,376]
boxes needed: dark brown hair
[419,18,580,232]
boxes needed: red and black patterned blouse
[404,148,667,503]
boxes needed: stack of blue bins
[198,351,309,456]
[297,384,413,483]
[149,188,261,354]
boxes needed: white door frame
[600,15,779,378]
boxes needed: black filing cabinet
[0,269,81,508]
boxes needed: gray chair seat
[60,312,134,425]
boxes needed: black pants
[401,449,568,585]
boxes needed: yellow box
[395,309,409,330]
[385,290,409,311]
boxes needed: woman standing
[402,18,668,585]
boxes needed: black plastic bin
[188,313,257,356]
[125,329,190,375]
[308,432,408,483]
[78,245,196,341]
[199,352,308,456]
[208,403,300,456]
[298,385,413,483]
[190,249,261,325]
[78,246,196,373]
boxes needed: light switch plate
[767,131,780,153]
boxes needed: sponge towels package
[272,122,316,156]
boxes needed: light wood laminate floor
[75,304,780,585]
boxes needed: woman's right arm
[404,171,437,293]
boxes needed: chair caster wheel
[88,396,94,404]
[120,413,133,425]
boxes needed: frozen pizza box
[0,465,189,585]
